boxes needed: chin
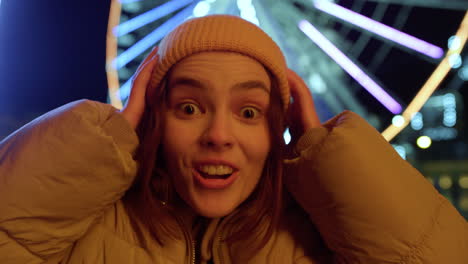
[192,202,237,219]
[195,205,234,218]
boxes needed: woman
[0,15,466,264]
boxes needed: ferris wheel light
[193,1,210,17]
[459,66,468,80]
[114,0,193,37]
[392,115,405,127]
[416,136,432,149]
[299,20,402,114]
[448,36,461,51]
[313,0,444,59]
[237,0,260,26]
[448,54,462,69]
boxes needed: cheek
[242,124,271,168]
[162,118,192,173]
[162,119,193,197]
[163,117,197,154]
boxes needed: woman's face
[162,52,271,218]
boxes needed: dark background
[0,0,110,123]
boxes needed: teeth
[200,165,233,175]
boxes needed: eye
[179,103,202,115]
[240,106,261,119]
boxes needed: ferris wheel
[106,0,468,142]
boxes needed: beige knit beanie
[147,14,290,111]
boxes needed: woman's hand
[286,69,321,145]
[120,47,159,129]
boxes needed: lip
[193,168,239,189]
[193,159,239,171]
[192,160,239,189]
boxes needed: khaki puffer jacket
[0,100,466,264]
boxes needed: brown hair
[122,69,286,254]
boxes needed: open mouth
[193,164,239,189]
[197,170,232,179]
[197,164,235,179]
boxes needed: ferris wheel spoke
[119,0,145,4]
[115,0,193,37]
[299,19,403,114]
[368,4,412,71]
[113,4,195,70]
[337,0,366,38]
[313,0,444,60]
[364,0,468,11]
[348,2,389,59]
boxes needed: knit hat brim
[146,15,290,111]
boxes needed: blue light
[424,127,457,141]
[392,145,407,160]
[115,0,193,37]
[458,66,468,81]
[308,73,327,94]
[448,35,461,50]
[443,109,457,127]
[283,128,292,145]
[448,54,462,69]
[443,93,457,127]
[119,0,144,4]
[237,0,260,26]
[410,112,423,130]
[118,78,132,101]
[114,5,195,70]
[392,115,405,127]
[443,93,456,107]
[193,1,211,17]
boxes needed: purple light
[299,20,402,114]
[313,0,444,59]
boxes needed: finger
[134,46,159,77]
[287,69,321,130]
[288,70,317,118]
[127,53,158,106]
[288,69,313,107]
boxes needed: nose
[200,111,234,150]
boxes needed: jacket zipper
[217,234,224,264]
[173,213,195,264]
[192,238,196,264]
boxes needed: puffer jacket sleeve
[284,110,468,264]
[0,100,139,263]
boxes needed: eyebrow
[233,80,270,94]
[170,77,204,90]
[170,77,270,94]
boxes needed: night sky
[0,0,111,116]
